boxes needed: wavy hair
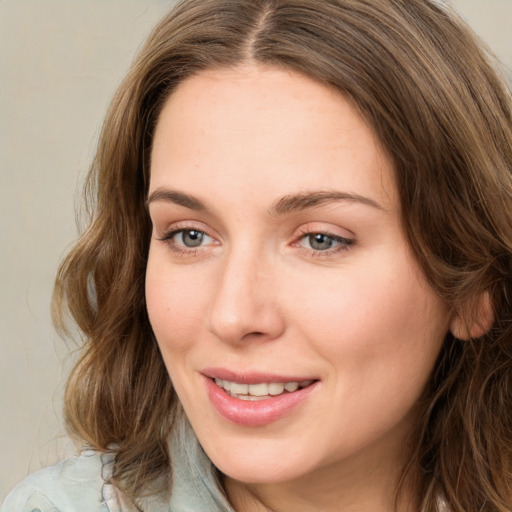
[53,0,512,510]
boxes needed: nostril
[240,331,265,340]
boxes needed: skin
[146,64,453,512]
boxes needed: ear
[449,291,494,340]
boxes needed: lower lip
[204,377,318,427]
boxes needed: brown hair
[53,0,512,510]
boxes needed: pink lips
[202,369,319,427]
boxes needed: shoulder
[1,450,125,512]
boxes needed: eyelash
[157,227,214,256]
[157,226,355,258]
[293,228,354,257]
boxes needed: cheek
[288,252,449,381]
[145,251,208,353]
[285,261,449,454]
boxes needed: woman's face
[146,65,450,486]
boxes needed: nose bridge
[207,239,283,344]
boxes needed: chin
[205,441,315,484]
[218,462,303,485]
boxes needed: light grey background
[1,0,511,502]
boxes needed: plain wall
[0,0,173,501]
[1,0,511,502]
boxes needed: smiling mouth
[213,378,315,401]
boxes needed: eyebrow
[146,188,383,214]
[146,189,207,211]
[269,190,384,215]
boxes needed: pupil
[183,230,203,247]
[309,234,333,251]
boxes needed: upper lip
[201,367,319,384]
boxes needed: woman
[3,0,511,511]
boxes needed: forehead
[150,64,398,213]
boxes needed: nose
[206,245,286,345]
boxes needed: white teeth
[236,394,269,401]
[215,378,232,391]
[230,382,249,394]
[284,381,299,392]
[268,383,285,395]
[249,383,269,396]
[214,378,313,398]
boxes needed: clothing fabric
[1,419,234,512]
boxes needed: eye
[174,229,210,248]
[158,227,215,253]
[305,233,338,251]
[296,231,354,255]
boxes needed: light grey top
[1,419,234,512]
